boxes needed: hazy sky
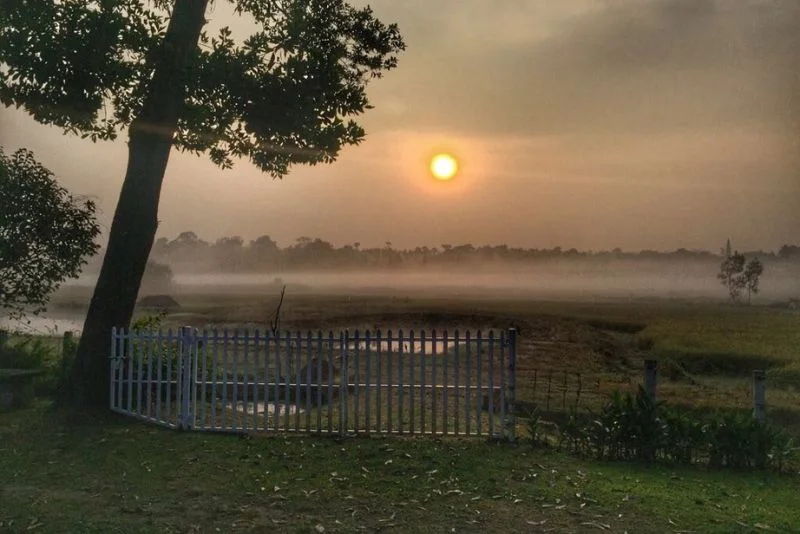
[1,0,798,251]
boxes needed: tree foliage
[141,259,174,294]
[1,0,404,406]
[742,257,764,305]
[0,147,100,318]
[0,0,405,175]
[717,240,764,305]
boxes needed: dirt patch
[138,294,180,310]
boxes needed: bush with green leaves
[125,313,181,382]
[527,386,798,472]
[0,334,51,370]
[525,406,547,448]
[123,313,213,388]
[0,147,100,319]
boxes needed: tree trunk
[70,0,210,407]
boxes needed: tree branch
[270,285,286,336]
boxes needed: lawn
[4,294,800,532]
[1,401,798,533]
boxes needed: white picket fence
[109,327,518,439]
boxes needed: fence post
[753,370,766,423]
[0,329,8,347]
[644,359,657,401]
[179,326,194,430]
[506,328,517,442]
[62,331,73,390]
[339,331,348,437]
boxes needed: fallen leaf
[579,522,610,530]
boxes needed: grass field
[114,291,800,432]
[39,289,800,432]
[3,289,798,532]
[1,401,799,533]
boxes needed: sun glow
[430,153,458,180]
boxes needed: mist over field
[67,257,800,302]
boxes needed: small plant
[587,388,664,461]
[660,405,704,464]
[525,405,547,448]
[53,333,79,398]
[559,406,589,455]
[126,312,181,382]
[0,335,52,370]
[122,313,213,393]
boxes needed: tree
[141,259,174,295]
[778,244,800,261]
[716,240,765,305]
[0,147,100,319]
[1,1,404,405]
[717,247,746,303]
[742,257,764,305]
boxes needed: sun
[430,153,458,180]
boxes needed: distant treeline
[85,233,800,274]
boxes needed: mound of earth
[137,294,180,310]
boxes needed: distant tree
[212,236,245,271]
[717,245,746,304]
[778,244,800,261]
[0,148,100,318]
[249,235,279,270]
[152,237,170,257]
[742,257,764,305]
[140,259,174,295]
[717,240,765,305]
[1,0,404,405]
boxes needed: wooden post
[61,331,74,396]
[179,326,194,430]
[644,359,658,401]
[753,370,766,423]
[62,331,73,355]
[506,328,517,442]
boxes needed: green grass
[642,307,800,366]
[1,402,799,533]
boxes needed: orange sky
[1,0,798,251]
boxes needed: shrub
[525,405,547,448]
[635,335,656,351]
[122,313,212,387]
[0,335,52,370]
[126,312,181,382]
[550,387,796,472]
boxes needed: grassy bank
[1,402,798,533]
